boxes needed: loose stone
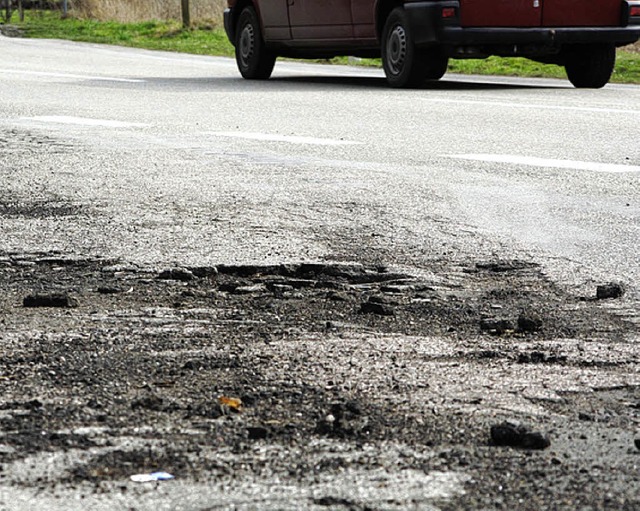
[596,283,625,300]
[490,420,550,450]
[247,426,269,440]
[518,312,543,332]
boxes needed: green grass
[448,56,568,80]
[12,10,234,57]
[448,52,640,84]
[610,51,640,83]
[7,10,640,83]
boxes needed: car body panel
[350,0,377,39]
[542,0,622,26]
[459,0,541,27]
[288,0,354,39]
[258,0,291,40]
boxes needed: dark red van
[224,0,640,88]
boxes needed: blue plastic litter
[130,471,175,482]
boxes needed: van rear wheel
[564,43,615,89]
[423,46,449,80]
[235,6,276,80]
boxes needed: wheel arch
[376,0,404,41]
[227,0,260,44]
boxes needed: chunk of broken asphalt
[23,292,78,308]
[517,312,543,333]
[157,268,195,281]
[479,317,514,335]
[232,284,267,295]
[360,296,395,316]
[596,283,625,300]
[97,286,123,294]
[130,394,164,411]
[247,426,269,440]
[490,420,550,450]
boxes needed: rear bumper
[439,26,640,46]
[406,1,640,47]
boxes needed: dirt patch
[622,42,640,53]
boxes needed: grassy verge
[449,52,640,83]
[10,10,234,57]
[6,10,640,83]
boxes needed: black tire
[423,46,449,80]
[381,7,427,88]
[564,43,615,89]
[235,6,276,80]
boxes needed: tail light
[442,7,456,18]
[631,5,640,16]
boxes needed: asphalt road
[1,35,639,300]
[1,35,640,510]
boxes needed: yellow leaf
[218,396,242,410]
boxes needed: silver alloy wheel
[239,24,255,68]
[386,25,407,76]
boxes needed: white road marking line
[4,69,145,83]
[211,131,361,146]
[421,97,640,116]
[24,116,148,128]
[447,154,640,173]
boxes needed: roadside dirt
[623,41,640,53]
[0,251,638,509]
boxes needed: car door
[542,0,621,26]
[288,0,353,39]
[258,0,291,40]
[459,0,542,27]
[351,0,376,39]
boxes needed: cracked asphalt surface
[1,36,639,510]
[0,253,638,510]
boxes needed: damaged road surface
[0,254,638,510]
[1,37,640,510]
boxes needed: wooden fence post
[181,0,190,28]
